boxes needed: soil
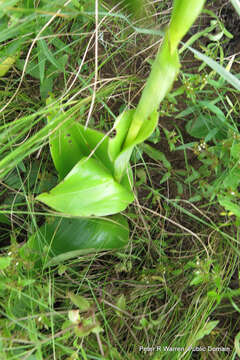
[217,1,240,54]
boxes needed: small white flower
[68,310,80,324]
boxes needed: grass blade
[187,45,240,91]
[230,0,240,16]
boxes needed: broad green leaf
[44,96,133,205]
[0,56,16,77]
[195,320,219,341]
[24,214,129,265]
[46,97,84,180]
[36,156,134,216]
[218,196,240,217]
[109,110,158,182]
[75,125,113,174]
[47,96,113,179]
[169,0,206,54]
[186,115,227,140]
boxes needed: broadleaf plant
[31,0,206,262]
[24,215,129,267]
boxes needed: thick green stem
[124,35,180,148]
[123,0,206,149]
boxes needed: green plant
[176,36,240,215]
[2,2,240,359]
[26,0,207,263]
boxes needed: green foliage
[185,105,227,140]
[16,54,69,100]
[123,0,207,147]
[68,292,91,311]
[33,0,207,258]
[0,214,10,225]
[0,256,12,270]
[2,2,240,357]
[109,109,158,182]
[169,0,206,54]
[65,293,103,340]
[124,37,180,147]
[37,156,134,216]
[115,294,126,317]
[195,321,219,342]
[0,56,17,77]
[25,214,128,265]
[188,45,240,91]
[33,95,133,255]
[183,114,240,214]
[37,96,134,217]
[111,0,145,18]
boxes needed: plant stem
[123,35,180,148]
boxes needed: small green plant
[27,0,206,263]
